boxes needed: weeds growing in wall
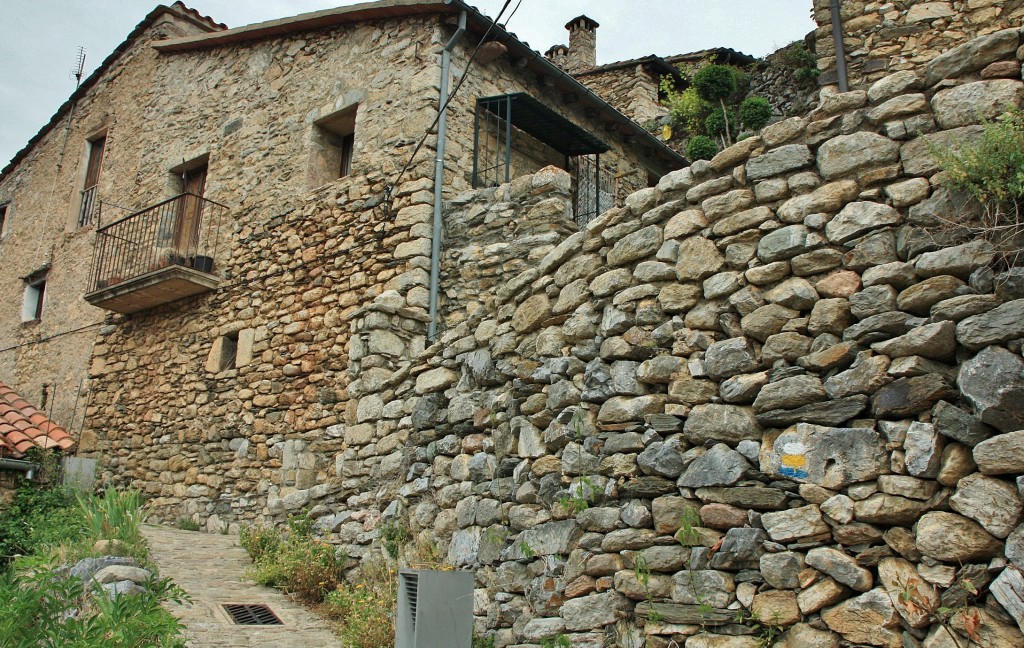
[931,109,1024,268]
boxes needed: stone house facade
[0,0,681,514]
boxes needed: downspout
[0,458,39,480]
[428,11,467,342]
[830,0,849,92]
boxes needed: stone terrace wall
[814,0,1024,89]
[325,26,1024,648]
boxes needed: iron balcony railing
[89,193,226,292]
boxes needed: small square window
[22,273,47,322]
[310,105,357,186]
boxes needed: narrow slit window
[0,204,8,238]
[219,332,238,371]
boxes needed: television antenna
[71,47,86,87]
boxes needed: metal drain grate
[223,604,284,626]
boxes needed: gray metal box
[396,569,474,648]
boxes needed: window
[22,272,47,322]
[311,105,357,186]
[79,136,105,227]
[0,203,8,237]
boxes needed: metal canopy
[477,93,609,157]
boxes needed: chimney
[545,44,569,70]
[565,15,599,73]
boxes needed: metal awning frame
[472,93,610,188]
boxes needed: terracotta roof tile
[0,381,76,459]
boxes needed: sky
[0,1,817,168]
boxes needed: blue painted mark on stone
[779,466,808,479]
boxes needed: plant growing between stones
[633,554,663,622]
[747,609,783,648]
[676,506,702,547]
[897,575,983,648]
[559,406,595,515]
[519,540,537,560]
[175,516,200,532]
[380,517,411,560]
[929,108,1024,268]
[540,633,571,648]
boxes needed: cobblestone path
[143,524,343,647]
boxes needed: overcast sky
[0,1,816,168]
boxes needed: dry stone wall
[326,25,1024,648]
[814,0,1024,89]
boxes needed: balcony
[84,193,226,314]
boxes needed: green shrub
[240,515,346,602]
[322,559,397,648]
[77,487,148,560]
[930,109,1024,267]
[780,42,819,82]
[705,108,730,138]
[0,561,189,647]
[0,484,82,565]
[740,96,773,131]
[692,64,738,104]
[659,77,708,134]
[687,136,718,161]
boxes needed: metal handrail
[88,193,226,292]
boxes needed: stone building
[0,0,682,519]
[6,1,1024,645]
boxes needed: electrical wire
[386,0,522,199]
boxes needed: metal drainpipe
[427,11,467,342]
[0,458,39,480]
[830,0,849,92]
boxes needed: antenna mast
[56,47,87,170]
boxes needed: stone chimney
[565,15,599,73]
[545,44,569,70]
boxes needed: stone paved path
[142,524,343,648]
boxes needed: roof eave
[154,0,449,52]
[0,3,224,182]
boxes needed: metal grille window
[472,93,612,228]
[570,154,614,230]
[79,136,105,228]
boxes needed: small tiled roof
[0,381,76,458]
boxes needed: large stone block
[932,79,1024,129]
[959,346,1024,433]
[761,423,888,489]
[817,133,900,180]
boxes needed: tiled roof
[0,382,76,458]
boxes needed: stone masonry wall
[321,25,1024,648]
[814,0,1024,89]
[86,166,434,530]
[575,66,670,128]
